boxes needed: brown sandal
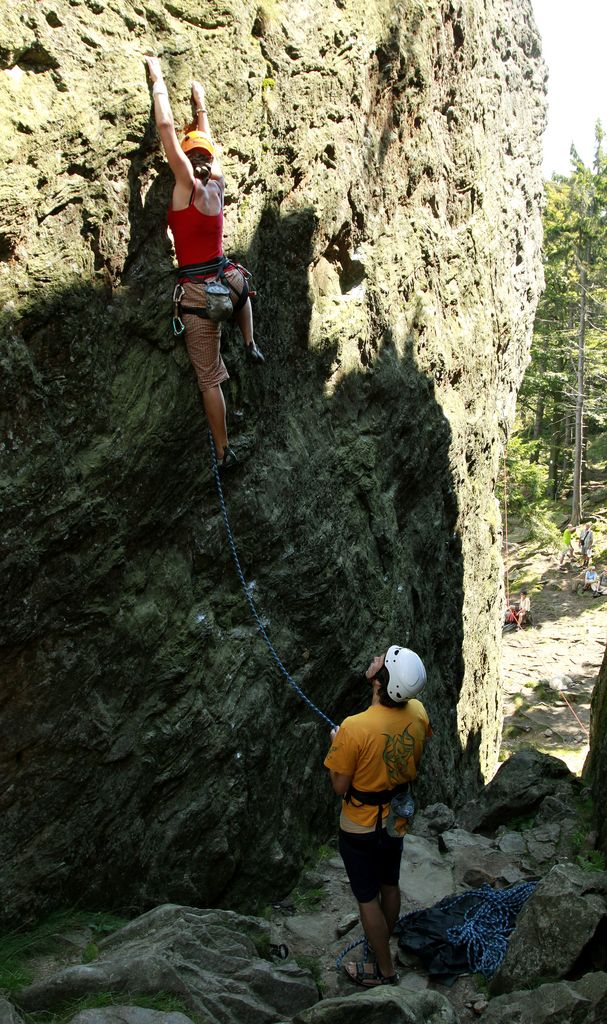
[344,961,399,987]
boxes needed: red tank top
[168,195,223,267]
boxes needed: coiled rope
[336,880,538,977]
[443,880,537,978]
[209,432,337,731]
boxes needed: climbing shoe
[219,446,238,473]
[245,341,265,364]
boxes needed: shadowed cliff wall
[587,644,607,851]
[0,0,545,924]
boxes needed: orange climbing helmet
[181,131,216,158]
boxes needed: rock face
[587,643,607,852]
[0,0,545,923]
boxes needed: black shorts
[339,828,404,904]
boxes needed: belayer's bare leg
[202,384,229,457]
[379,884,401,936]
[358,897,396,979]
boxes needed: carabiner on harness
[172,283,186,336]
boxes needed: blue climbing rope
[443,880,538,979]
[335,934,369,971]
[335,880,538,977]
[209,432,338,731]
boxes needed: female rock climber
[145,56,264,471]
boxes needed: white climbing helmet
[384,646,427,702]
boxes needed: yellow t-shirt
[324,701,431,832]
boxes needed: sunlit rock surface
[0,0,545,924]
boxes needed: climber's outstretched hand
[145,55,163,83]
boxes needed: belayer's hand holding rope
[145,56,264,473]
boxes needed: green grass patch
[247,929,272,960]
[0,910,127,997]
[24,991,197,1024]
[294,955,324,993]
[291,886,325,912]
[531,681,553,701]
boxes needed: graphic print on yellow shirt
[324,701,431,831]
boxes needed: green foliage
[576,849,606,872]
[498,440,561,544]
[499,437,547,511]
[514,125,607,517]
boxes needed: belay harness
[172,256,253,335]
[346,781,415,833]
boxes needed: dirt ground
[500,532,606,775]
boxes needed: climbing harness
[345,781,413,833]
[208,431,338,731]
[336,880,538,978]
[173,257,254,334]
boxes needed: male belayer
[324,646,431,987]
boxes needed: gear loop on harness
[208,431,338,731]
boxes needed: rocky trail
[500,520,606,776]
[4,748,607,1024]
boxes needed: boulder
[491,864,607,994]
[438,829,525,888]
[68,1010,194,1024]
[483,972,607,1024]
[399,835,456,909]
[290,986,458,1023]
[457,750,578,833]
[0,997,25,1023]
[17,905,318,1024]
[413,803,456,837]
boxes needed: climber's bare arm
[145,56,194,196]
[191,79,224,186]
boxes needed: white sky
[531,0,607,177]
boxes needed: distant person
[559,523,574,568]
[580,524,594,567]
[591,567,607,597]
[504,590,530,628]
[582,566,598,593]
